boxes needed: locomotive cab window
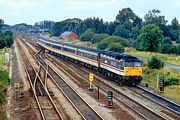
[134,62,142,67]
[124,61,142,67]
[124,62,133,67]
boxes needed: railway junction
[6,33,180,120]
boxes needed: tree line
[0,19,14,49]
[51,8,180,43]
[50,8,180,55]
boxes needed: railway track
[18,35,103,120]
[134,85,180,114]
[46,52,180,120]
[15,36,63,120]
[18,34,180,120]
[34,49,103,120]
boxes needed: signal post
[88,73,94,92]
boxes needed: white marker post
[156,74,159,92]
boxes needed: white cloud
[0,0,51,9]
[67,0,118,10]
[0,0,36,9]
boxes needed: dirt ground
[6,40,38,120]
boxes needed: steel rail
[17,36,63,120]
[136,85,180,115]
[15,37,46,120]
[35,50,103,120]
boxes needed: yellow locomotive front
[123,61,143,86]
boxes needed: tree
[115,8,142,27]
[97,42,109,50]
[135,24,164,52]
[0,31,14,48]
[107,43,124,53]
[160,44,174,54]
[113,25,130,38]
[0,19,4,35]
[2,31,14,47]
[144,9,168,36]
[103,36,131,47]
[80,29,95,42]
[104,22,116,35]
[91,34,109,44]
[177,35,180,43]
[148,57,164,69]
[51,18,82,36]
[168,17,180,41]
[115,8,142,39]
[0,37,6,48]
[144,9,167,25]
[177,45,180,55]
[0,19,4,30]
[163,37,172,45]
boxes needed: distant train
[37,37,142,86]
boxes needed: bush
[91,34,109,44]
[163,37,172,45]
[80,29,95,42]
[107,43,124,53]
[148,57,164,69]
[164,78,180,86]
[0,31,14,48]
[176,35,180,43]
[159,44,177,54]
[0,70,9,85]
[97,42,108,50]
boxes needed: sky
[0,0,180,25]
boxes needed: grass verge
[125,48,180,66]
[142,66,180,102]
[0,49,9,120]
[162,85,180,102]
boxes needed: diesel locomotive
[37,37,142,86]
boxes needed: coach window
[119,61,124,69]
[99,56,103,62]
[63,48,75,54]
[93,55,97,60]
[78,51,84,56]
[90,54,97,60]
[111,60,117,67]
[104,58,108,64]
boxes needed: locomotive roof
[101,51,140,61]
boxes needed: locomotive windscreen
[124,61,142,67]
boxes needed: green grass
[0,50,9,71]
[141,66,180,102]
[162,85,180,102]
[0,49,9,119]
[125,48,180,66]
